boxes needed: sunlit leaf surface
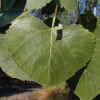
[25,0,51,9]
[0,12,95,87]
[60,0,77,11]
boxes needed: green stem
[48,5,58,67]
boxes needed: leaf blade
[0,12,95,87]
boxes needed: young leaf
[0,12,95,88]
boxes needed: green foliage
[60,0,77,11]
[0,12,95,87]
[75,19,100,100]
[25,0,51,9]
[25,0,77,11]
[0,0,100,100]
[77,10,97,32]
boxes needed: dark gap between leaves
[77,10,97,32]
[56,29,63,40]
[66,58,92,92]
[41,0,63,16]
[43,17,60,27]
[41,0,56,15]
[66,58,92,100]
[92,94,100,100]
[68,91,80,100]
[0,24,11,34]
[0,68,42,97]
[12,0,26,10]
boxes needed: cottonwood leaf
[75,19,100,100]
[25,0,51,9]
[0,12,95,87]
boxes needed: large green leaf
[0,12,95,87]
[75,19,100,100]
[25,0,51,9]
[60,0,77,11]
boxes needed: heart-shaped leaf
[0,12,95,87]
[25,0,51,9]
[75,19,100,100]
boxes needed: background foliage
[0,0,100,100]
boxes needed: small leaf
[0,12,95,87]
